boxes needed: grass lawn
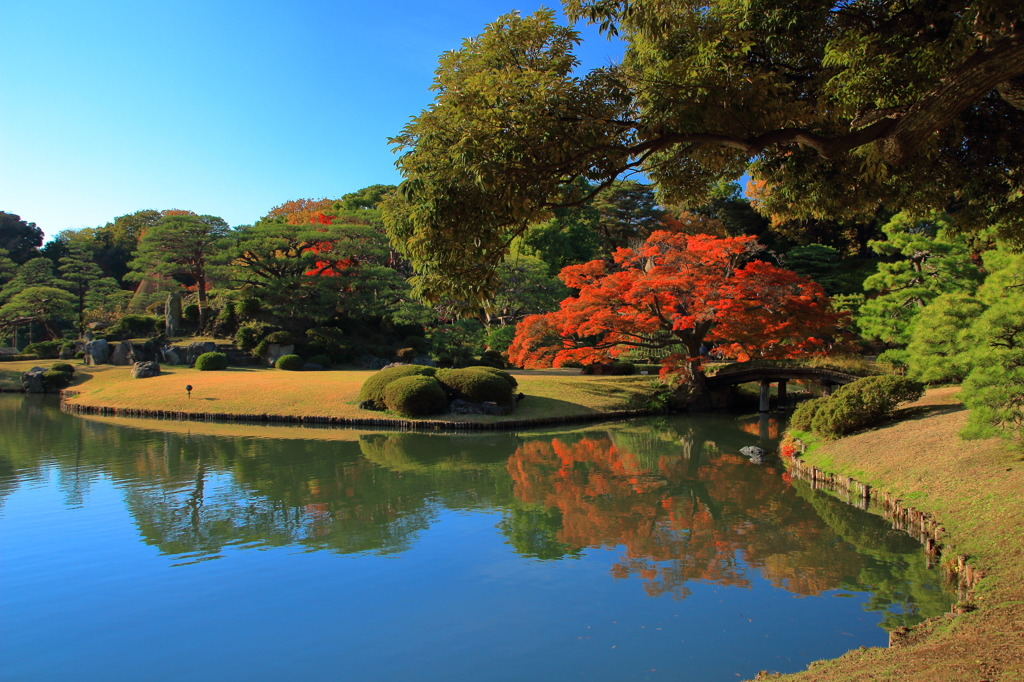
[50,362,655,424]
[766,387,1024,681]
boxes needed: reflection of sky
[2,478,885,682]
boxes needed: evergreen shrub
[41,369,74,389]
[611,361,636,375]
[383,375,448,417]
[275,354,304,371]
[307,354,332,368]
[23,341,63,359]
[358,364,437,409]
[395,347,417,362]
[436,368,513,406]
[51,362,75,374]
[106,315,161,339]
[789,397,827,432]
[195,352,228,371]
[809,376,924,438]
[465,365,518,390]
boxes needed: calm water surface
[0,395,952,682]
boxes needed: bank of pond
[0,394,954,682]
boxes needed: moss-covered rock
[41,369,74,389]
[358,364,437,410]
[383,375,448,417]
[436,368,513,406]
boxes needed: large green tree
[382,4,1024,301]
[0,212,44,264]
[127,214,232,327]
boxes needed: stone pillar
[759,379,772,413]
[777,379,788,413]
[166,292,182,337]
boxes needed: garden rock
[412,356,436,367]
[160,345,184,365]
[110,340,135,366]
[358,400,383,411]
[262,343,294,367]
[21,367,46,393]
[449,399,512,416]
[85,339,111,365]
[355,354,388,370]
[187,342,218,365]
[130,361,161,379]
[739,446,766,464]
[58,346,74,360]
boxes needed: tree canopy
[382,3,1024,301]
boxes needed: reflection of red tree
[737,417,780,439]
[508,436,860,599]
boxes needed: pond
[0,395,952,681]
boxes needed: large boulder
[355,354,389,370]
[739,446,766,464]
[85,339,111,365]
[262,343,295,367]
[21,367,46,393]
[110,340,135,366]
[160,345,184,365]
[186,342,218,365]
[131,361,161,379]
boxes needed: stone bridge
[705,367,861,412]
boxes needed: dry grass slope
[760,387,1024,681]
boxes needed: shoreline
[57,395,656,432]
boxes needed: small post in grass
[186,384,192,399]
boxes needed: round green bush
[789,396,827,432]
[435,368,514,406]
[464,365,518,390]
[195,352,229,371]
[265,330,293,345]
[358,364,438,409]
[383,375,448,417]
[182,304,200,323]
[275,354,304,371]
[41,369,74,389]
[74,351,85,359]
[809,375,924,438]
[306,354,332,368]
[51,362,75,374]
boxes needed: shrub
[182,304,199,323]
[265,330,293,345]
[234,324,266,353]
[234,297,261,319]
[611,361,635,375]
[74,351,85,359]
[51,362,75,374]
[403,335,429,353]
[306,354,332,368]
[275,354,304,371]
[464,365,518,390]
[41,369,74,390]
[435,368,513,406]
[484,325,517,355]
[809,376,924,438]
[395,347,417,362]
[358,364,438,409]
[789,397,827,431]
[23,341,63,359]
[876,349,910,375]
[106,314,162,339]
[195,352,229,371]
[383,375,448,417]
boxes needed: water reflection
[0,395,951,628]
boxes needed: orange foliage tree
[507,231,847,380]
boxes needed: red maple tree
[508,232,847,380]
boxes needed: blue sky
[0,1,625,239]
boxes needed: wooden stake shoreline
[784,443,983,607]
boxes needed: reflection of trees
[506,431,918,605]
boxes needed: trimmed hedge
[51,362,76,374]
[0,354,40,362]
[789,396,828,432]
[464,365,518,390]
[23,341,63,359]
[41,369,74,390]
[383,375,448,417]
[436,368,513,406]
[358,364,437,409]
[275,354,304,371]
[195,352,229,371]
[611,361,635,375]
[808,375,924,439]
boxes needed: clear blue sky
[0,1,625,240]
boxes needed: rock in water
[21,367,46,393]
[131,361,161,379]
[739,445,766,464]
[85,339,110,365]
[110,340,135,366]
